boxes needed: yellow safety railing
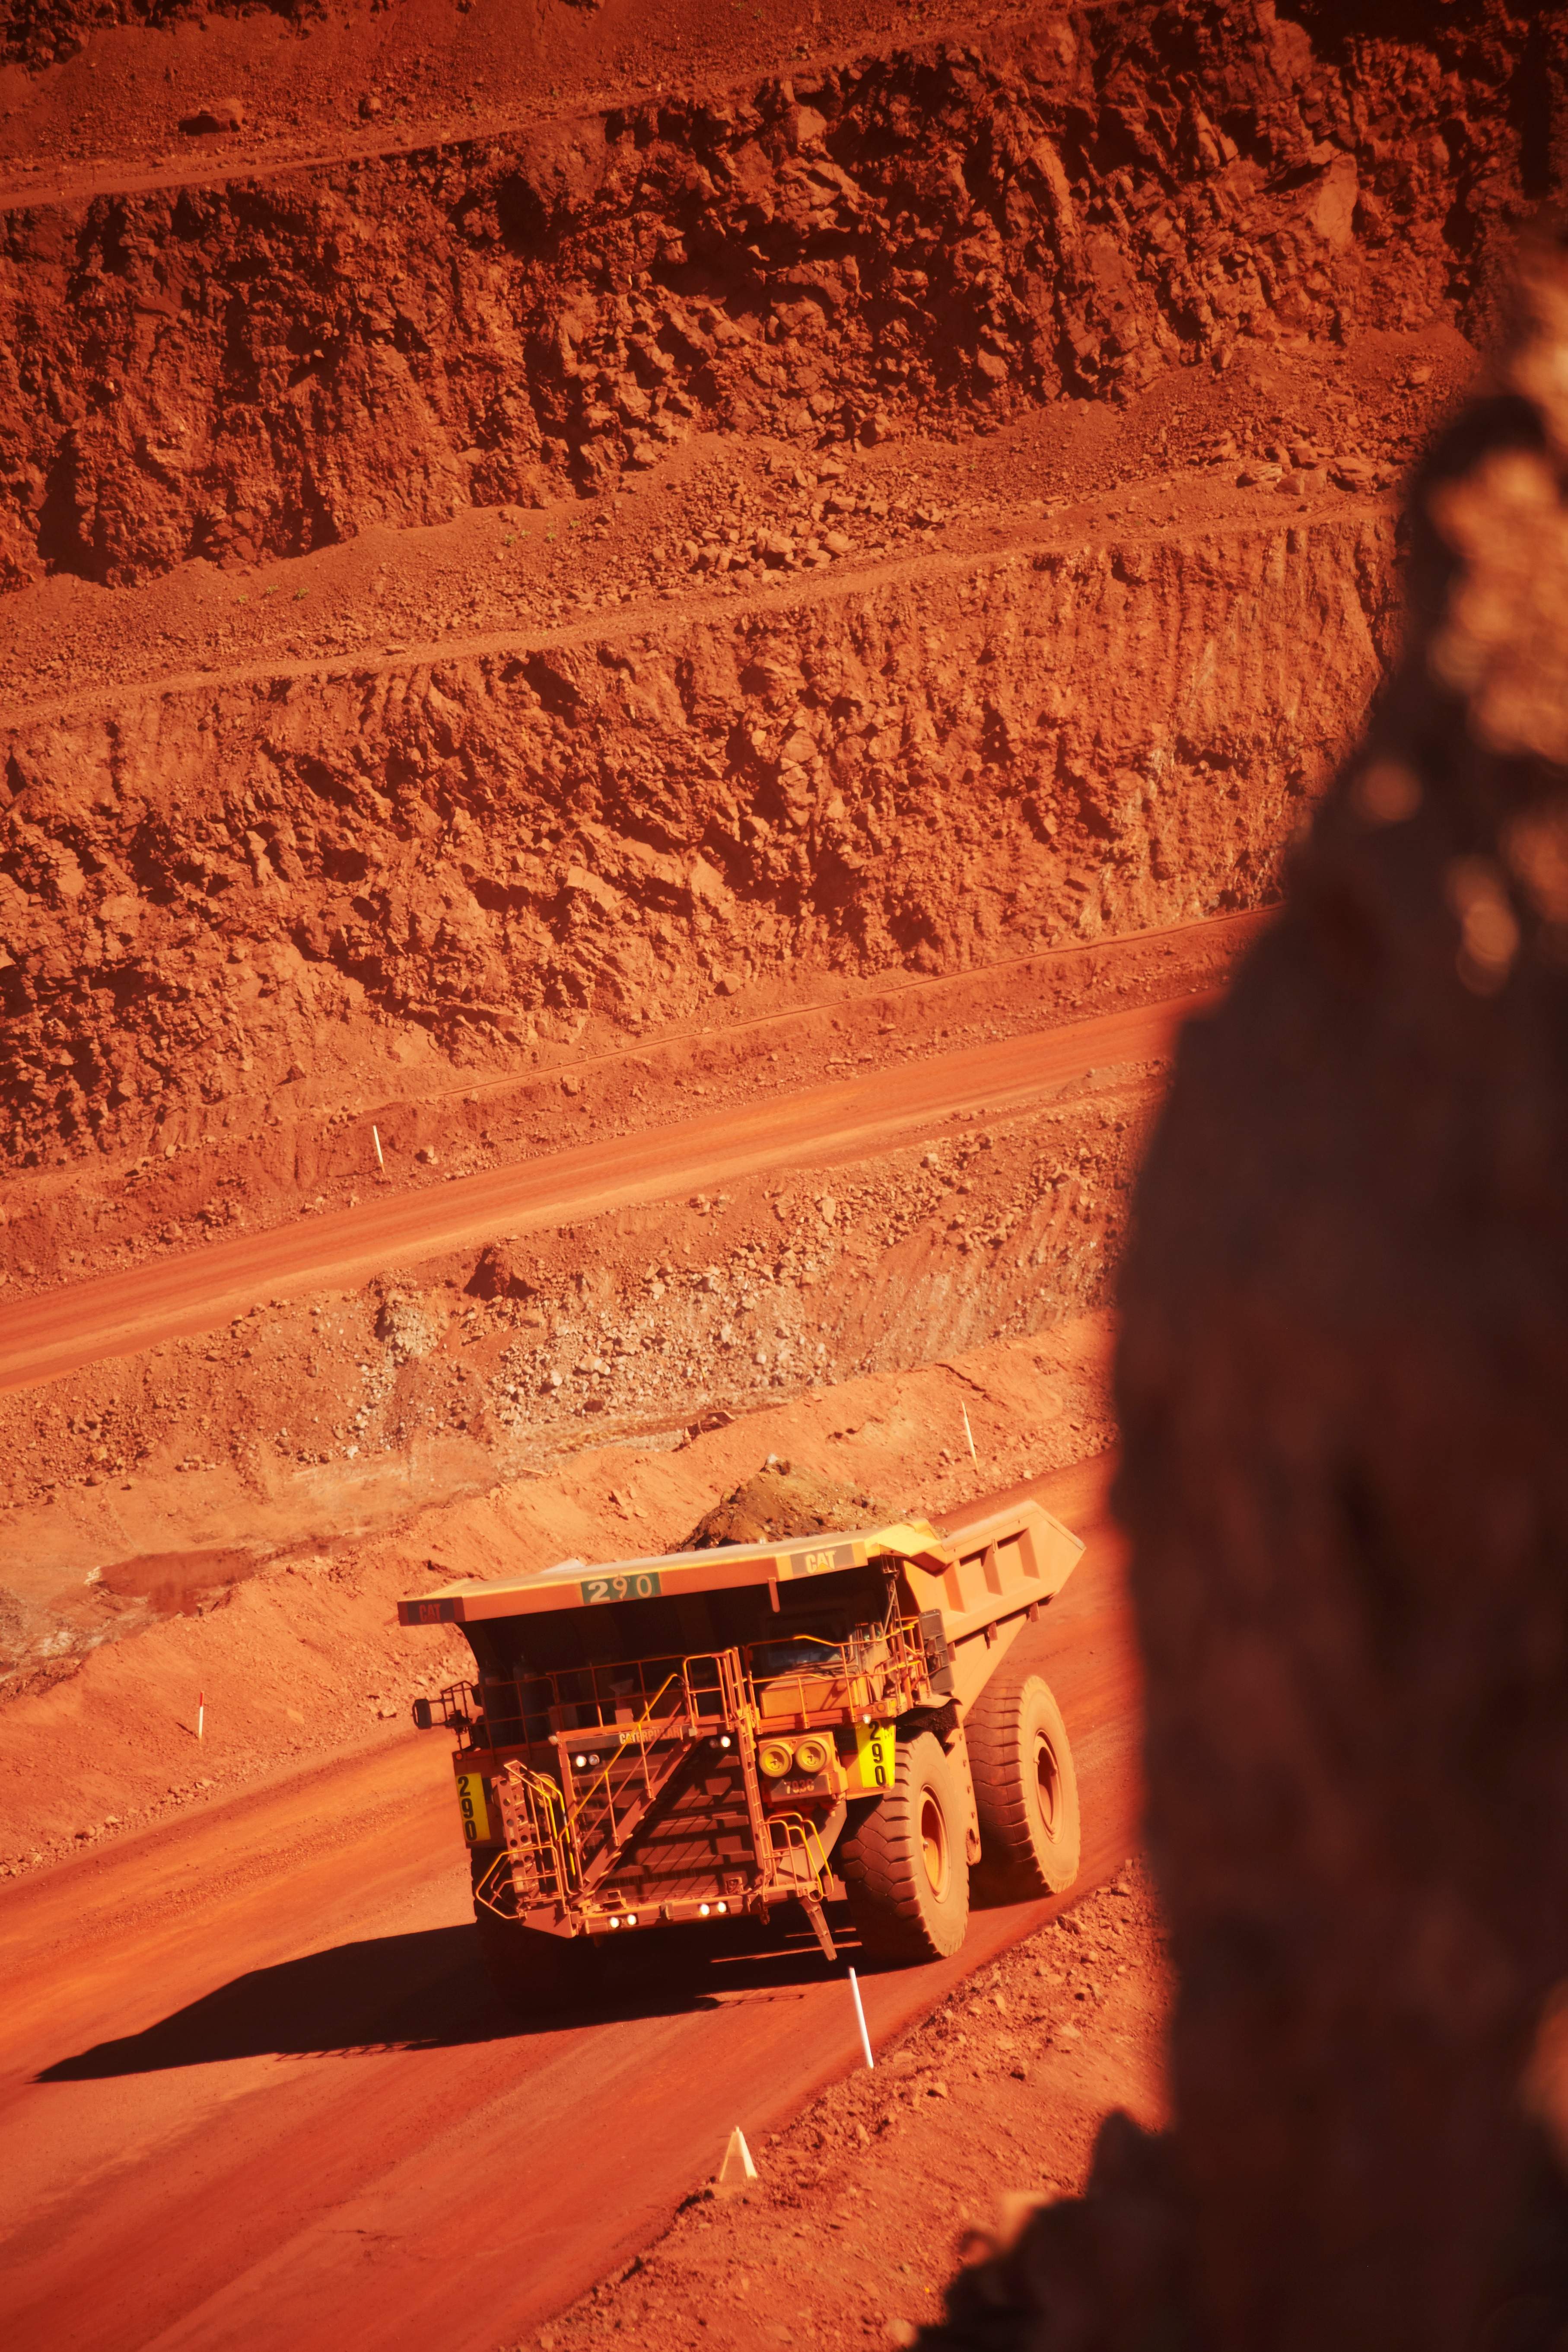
[478,1761,576,1914]
[563,1668,687,1853]
[744,1617,930,1726]
[478,1620,935,1926]
[767,1809,832,1896]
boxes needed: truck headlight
[793,1735,831,1776]
[758,1739,794,1778]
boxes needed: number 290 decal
[580,1571,662,1606]
[856,1722,896,1791]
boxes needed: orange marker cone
[716,2126,759,2193]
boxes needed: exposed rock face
[0,516,1393,1167]
[922,233,1568,2351]
[0,3,1555,588]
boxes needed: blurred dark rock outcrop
[922,225,1568,2352]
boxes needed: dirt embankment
[0,0,1531,1736]
[7,0,324,76]
[0,914,1233,1703]
[0,0,1531,1216]
[0,908,1253,1299]
[0,6,1549,589]
[0,1085,1131,1570]
[1,508,1391,1171]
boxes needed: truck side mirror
[412,1697,436,1730]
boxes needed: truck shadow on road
[34,1917,858,2081]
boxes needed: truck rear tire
[967,1640,1081,1898]
[839,1729,970,1963]
[474,1900,597,2015]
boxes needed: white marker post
[961,1403,978,1467]
[372,1124,385,1174]
[716,2126,760,2193]
[849,1967,875,2071]
[196,1690,205,1744]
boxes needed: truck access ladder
[487,1660,723,1921]
[480,1647,836,1954]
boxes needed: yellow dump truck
[400,1489,1085,2008]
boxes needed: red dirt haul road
[0,989,1204,1398]
[0,1454,1137,2352]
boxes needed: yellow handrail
[488,1623,932,1922]
[767,1810,831,1894]
[566,1668,686,1846]
[487,1762,578,1909]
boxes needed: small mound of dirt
[682,1456,908,1550]
[466,1242,535,1302]
[99,1547,265,1617]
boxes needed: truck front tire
[474,1898,598,2015]
[967,1639,1081,1898]
[839,1728,971,1962]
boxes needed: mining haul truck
[401,1492,1085,2009]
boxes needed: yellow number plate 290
[456,1771,492,1844]
[856,1723,896,1792]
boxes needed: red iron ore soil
[1,0,1564,2346]
[0,1440,1144,2352]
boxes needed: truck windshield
[749,1634,846,1677]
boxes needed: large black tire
[474,1899,598,2015]
[966,1635,1081,1899]
[839,1728,971,1963]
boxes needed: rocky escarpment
[0,508,1394,1166]
[0,1,1556,589]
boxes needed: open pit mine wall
[1,511,1396,1165]
[0,3,1555,589]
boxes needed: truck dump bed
[401,1498,1080,1649]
